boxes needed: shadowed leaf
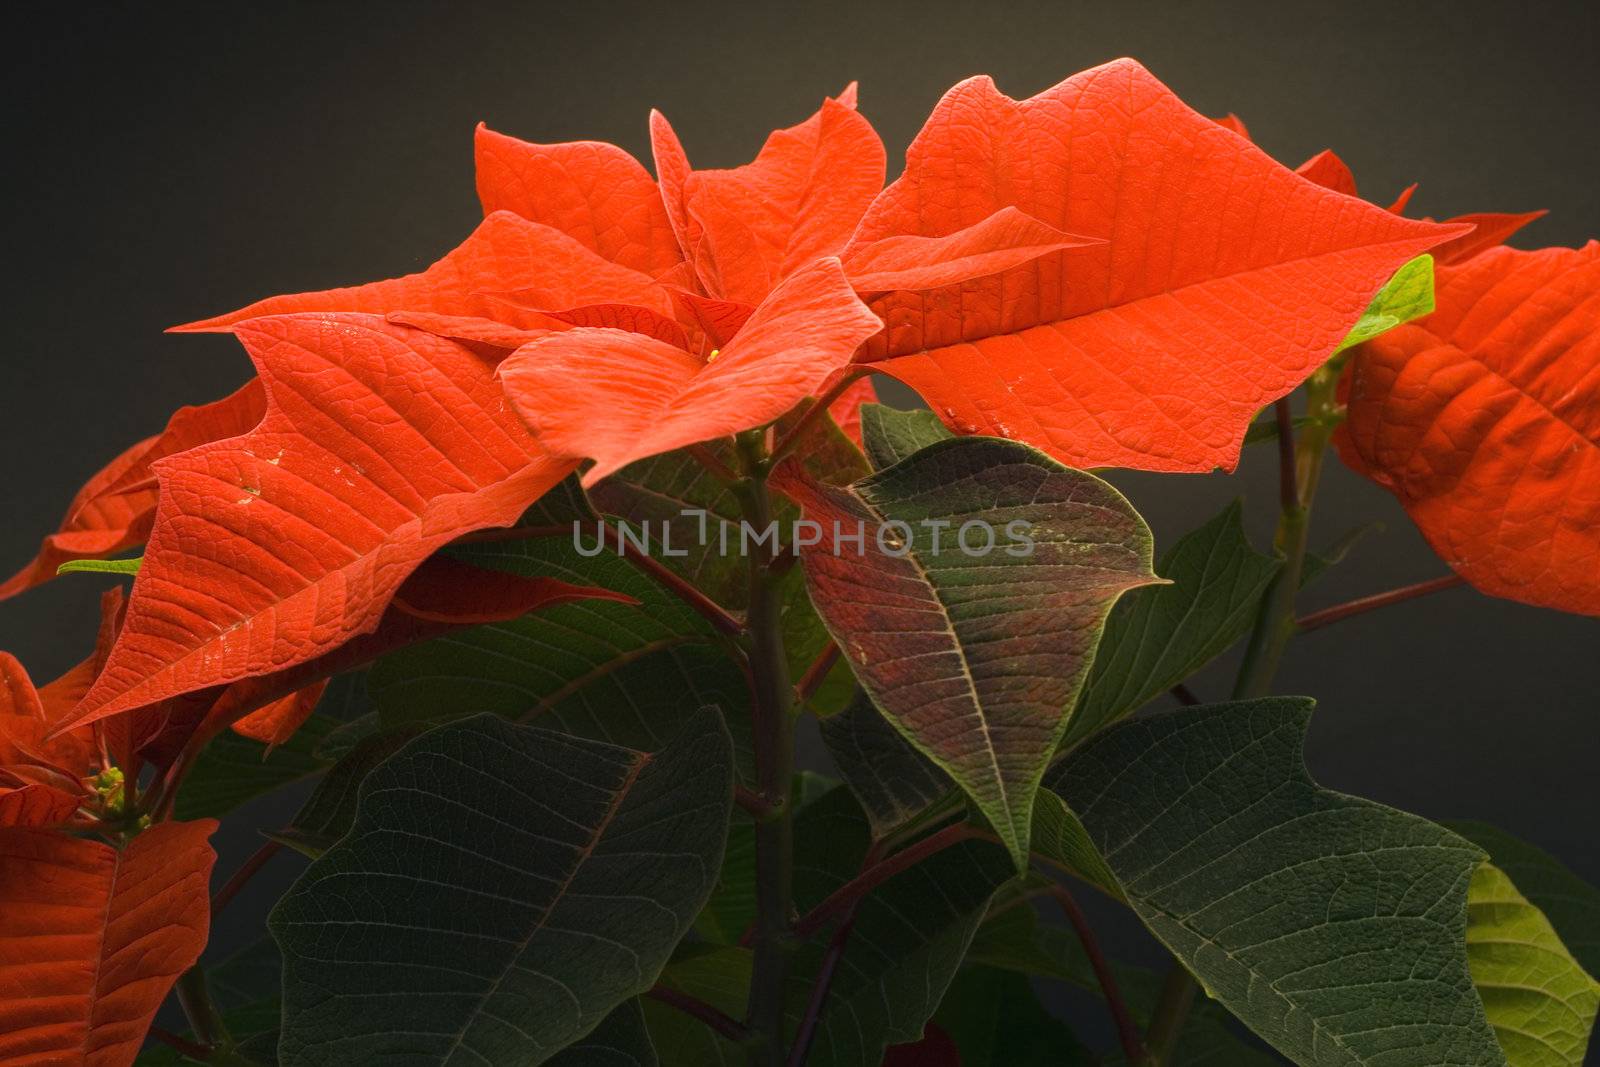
[1065,500,1280,748]
[271,709,732,1066]
[1048,699,1507,1066]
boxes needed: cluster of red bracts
[1,57,1596,1065]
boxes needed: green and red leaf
[784,437,1159,866]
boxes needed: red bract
[0,654,98,829]
[65,314,574,728]
[0,381,265,599]
[847,59,1465,473]
[0,820,216,1066]
[499,258,882,483]
[649,85,885,305]
[1336,242,1600,616]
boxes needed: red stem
[735,783,778,819]
[454,522,745,637]
[1169,683,1202,707]
[686,442,741,485]
[793,822,978,939]
[788,840,885,1065]
[795,642,840,705]
[788,911,858,1065]
[1295,574,1466,633]
[1049,884,1149,1064]
[646,984,749,1042]
[147,1026,213,1062]
[211,840,284,919]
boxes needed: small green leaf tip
[56,557,143,576]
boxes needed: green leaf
[265,726,426,858]
[1244,411,1316,447]
[1047,698,1507,1067]
[173,712,341,821]
[270,708,733,1066]
[667,788,1013,1066]
[56,556,142,576]
[963,885,1093,985]
[173,673,374,821]
[784,789,1014,1067]
[370,525,754,777]
[1464,862,1598,1067]
[934,965,1096,1065]
[1029,791,1122,901]
[1066,500,1280,748]
[547,1000,658,1067]
[859,403,954,470]
[642,945,750,1067]
[373,533,716,724]
[817,690,952,840]
[1335,253,1436,354]
[589,448,751,607]
[1449,822,1600,979]
[966,898,1282,1065]
[788,436,1160,868]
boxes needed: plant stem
[148,1027,213,1062]
[1156,372,1343,1058]
[1144,962,1199,1066]
[793,822,978,939]
[174,966,230,1051]
[735,430,799,1067]
[647,986,750,1043]
[788,910,859,1066]
[210,841,283,919]
[1048,884,1148,1064]
[794,641,840,706]
[1295,574,1465,633]
[1232,369,1340,700]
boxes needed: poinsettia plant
[2,57,1596,1067]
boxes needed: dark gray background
[3,0,1596,1057]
